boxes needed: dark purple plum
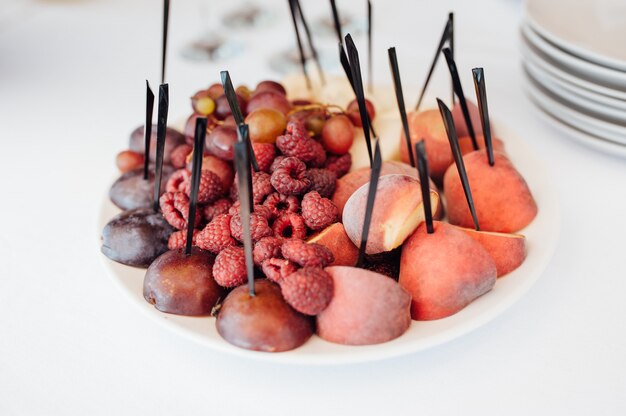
[108,165,174,211]
[101,208,174,268]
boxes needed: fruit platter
[99,10,559,364]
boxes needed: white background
[1,0,625,414]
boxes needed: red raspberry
[324,153,352,178]
[253,236,284,266]
[160,192,202,230]
[270,157,311,196]
[301,191,339,231]
[304,168,337,198]
[252,142,276,173]
[166,169,190,193]
[230,212,273,242]
[184,169,223,204]
[196,214,236,254]
[170,144,193,169]
[281,239,334,268]
[280,267,334,315]
[272,213,307,240]
[167,230,198,250]
[262,192,300,218]
[202,198,232,222]
[261,258,297,283]
[228,201,274,221]
[276,120,326,167]
[230,171,274,204]
[269,155,287,173]
[213,245,248,288]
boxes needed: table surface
[1,0,625,415]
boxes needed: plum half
[108,165,173,211]
[216,279,313,352]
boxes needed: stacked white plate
[521,0,626,157]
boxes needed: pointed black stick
[220,70,244,125]
[437,99,479,231]
[388,47,415,167]
[237,122,260,177]
[345,33,374,166]
[143,81,155,180]
[414,141,434,234]
[287,0,311,90]
[442,47,478,151]
[153,84,169,212]
[414,16,452,111]
[356,139,382,267]
[161,0,170,84]
[339,42,356,93]
[472,67,495,166]
[234,141,255,296]
[449,12,455,105]
[329,0,342,44]
[186,117,207,255]
[367,0,373,93]
[295,0,325,86]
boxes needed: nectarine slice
[307,223,359,266]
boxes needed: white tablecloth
[1,0,625,414]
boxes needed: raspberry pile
[157,109,354,316]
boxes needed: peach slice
[307,223,358,266]
[399,221,497,320]
[332,161,442,220]
[316,266,411,345]
[443,149,538,233]
[451,99,486,139]
[399,109,452,183]
[342,174,439,255]
[453,226,527,277]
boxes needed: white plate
[523,58,626,113]
[525,72,626,149]
[521,24,626,90]
[98,116,560,365]
[524,62,626,124]
[526,0,626,72]
[519,35,626,102]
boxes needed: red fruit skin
[321,115,355,155]
[346,98,376,127]
[247,91,292,115]
[116,150,144,174]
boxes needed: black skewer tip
[442,47,478,151]
[414,141,435,234]
[143,80,155,180]
[237,123,259,174]
[414,15,453,111]
[345,33,373,167]
[339,42,356,93]
[186,117,208,255]
[153,84,169,212]
[367,0,373,94]
[161,0,170,84]
[288,0,311,90]
[437,98,480,231]
[472,67,495,166]
[449,12,455,104]
[233,141,256,296]
[356,139,382,268]
[220,70,245,125]
[388,47,415,168]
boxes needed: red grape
[247,91,292,115]
[255,80,287,96]
[206,125,238,160]
[321,115,355,155]
[346,98,376,127]
[245,108,287,144]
